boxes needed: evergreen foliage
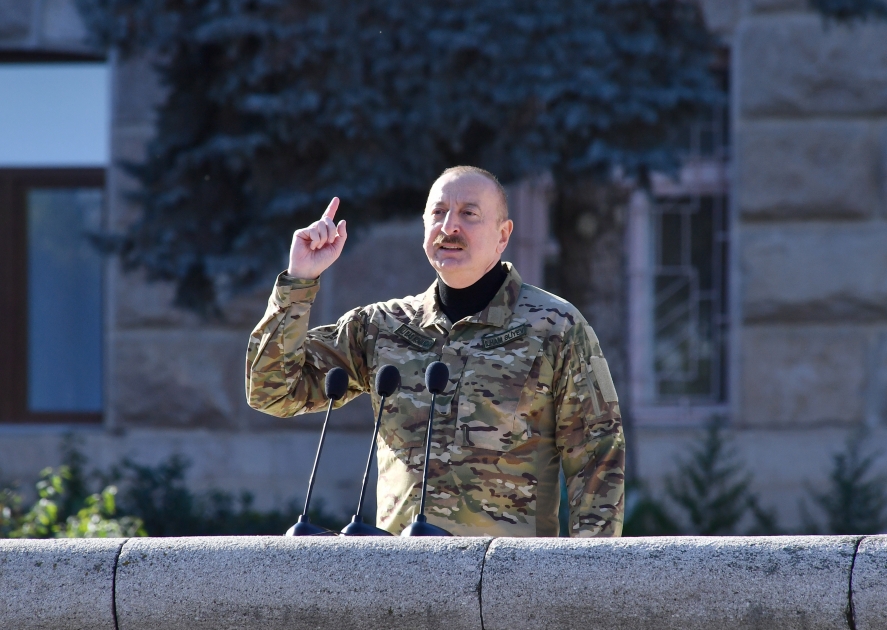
[621,478,681,536]
[663,420,778,535]
[809,0,887,21]
[74,0,720,312]
[803,433,887,535]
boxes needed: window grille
[651,96,730,404]
[651,194,729,403]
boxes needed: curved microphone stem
[303,397,335,517]
[418,392,437,518]
[355,395,386,519]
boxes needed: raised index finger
[321,197,340,221]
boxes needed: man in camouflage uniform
[246,166,625,537]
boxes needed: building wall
[632,0,887,529]
[3,0,887,531]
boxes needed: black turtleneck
[436,262,508,324]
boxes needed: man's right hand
[287,197,348,279]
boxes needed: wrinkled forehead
[425,172,499,210]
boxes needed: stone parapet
[483,536,857,630]
[3,536,885,630]
[0,538,122,630]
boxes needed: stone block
[111,329,256,429]
[115,536,488,630]
[0,538,121,630]
[740,325,868,426]
[852,535,887,630]
[739,15,887,117]
[107,125,153,230]
[112,265,271,330]
[111,266,199,330]
[0,0,32,40]
[745,0,807,13]
[482,536,857,630]
[742,223,887,323]
[738,120,881,220]
[697,0,743,39]
[40,0,88,46]
[113,55,165,126]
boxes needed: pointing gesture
[287,197,348,279]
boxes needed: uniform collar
[412,262,523,330]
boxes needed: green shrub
[102,454,344,536]
[0,466,144,539]
[1,443,346,538]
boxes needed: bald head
[434,166,508,222]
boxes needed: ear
[496,219,514,254]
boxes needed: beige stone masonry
[738,120,883,220]
[738,15,887,118]
[740,325,872,426]
[742,222,887,323]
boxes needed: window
[0,59,108,423]
[628,93,731,425]
[652,194,729,403]
[0,170,105,423]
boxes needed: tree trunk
[551,177,636,479]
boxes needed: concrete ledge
[116,536,489,630]
[0,538,122,630]
[482,536,858,630]
[4,535,887,630]
[852,536,887,630]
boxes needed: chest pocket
[456,330,543,452]
[373,332,440,452]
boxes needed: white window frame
[628,155,734,427]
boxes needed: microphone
[341,365,401,536]
[285,367,349,536]
[401,361,452,537]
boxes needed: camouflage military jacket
[246,263,625,537]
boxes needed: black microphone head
[375,365,401,398]
[325,367,349,401]
[425,361,449,395]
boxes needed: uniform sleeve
[553,321,626,537]
[245,271,371,417]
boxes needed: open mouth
[439,245,463,251]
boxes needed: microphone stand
[341,396,393,536]
[286,395,338,536]
[401,365,452,537]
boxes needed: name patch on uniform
[482,324,527,350]
[394,324,436,351]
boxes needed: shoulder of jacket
[515,283,586,332]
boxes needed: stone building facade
[1,0,885,529]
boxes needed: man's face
[423,172,513,289]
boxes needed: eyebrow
[431,200,481,210]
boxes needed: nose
[441,209,460,234]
